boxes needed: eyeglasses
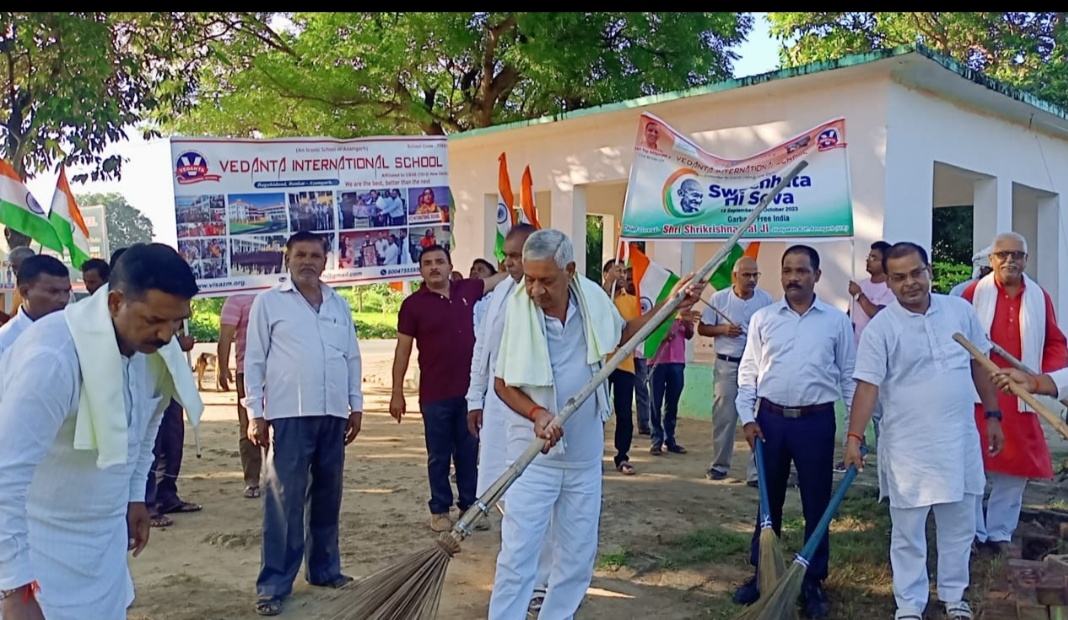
[991,250,1027,262]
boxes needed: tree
[767,13,1068,107]
[0,13,280,247]
[177,12,753,138]
[76,192,154,253]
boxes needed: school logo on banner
[175,151,221,185]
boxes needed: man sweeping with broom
[488,228,704,619]
[843,242,1005,620]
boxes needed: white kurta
[0,311,163,620]
[853,295,991,509]
[466,277,516,497]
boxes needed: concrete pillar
[1036,193,1064,312]
[550,185,588,275]
[973,177,1013,251]
[600,213,618,267]
[883,160,934,251]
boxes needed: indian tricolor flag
[629,244,680,359]
[711,242,761,290]
[495,153,517,262]
[49,167,92,268]
[0,160,63,252]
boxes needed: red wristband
[528,406,548,421]
[847,432,864,444]
[1029,374,1040,394]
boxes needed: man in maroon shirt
[391,244,506,532]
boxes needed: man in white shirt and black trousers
[243,231,364,617]
[732,245,857,619]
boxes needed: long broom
[741,464,859,620]
[316,160,811,620]
[953,333,1068,440]
[753,439,785,595]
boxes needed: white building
[446,45,1068,329]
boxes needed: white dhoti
[890,495,976,615]
[974,472,1028,544]
[488,462,601,620]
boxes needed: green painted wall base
[673,363,874,444]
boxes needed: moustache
[786,283,801,289]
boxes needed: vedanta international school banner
[621,113,853,240]
[169,136,450,296]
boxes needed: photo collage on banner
[170,136,450,296]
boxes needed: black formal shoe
[800,580,829,618]
[732,575,760,606]
[706,469,728,481]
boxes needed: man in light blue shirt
[732,245,856,619]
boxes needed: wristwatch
[984,410,1003,421]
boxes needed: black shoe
[666,444,687,454]
[638,427,652,436]
[706,469,728,481]
[650,445,663,456]
[746,480,759,488]
[800,580,829,618]
[732,575,760,606]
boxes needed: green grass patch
[660,527,752,569]
[597,548,632,570]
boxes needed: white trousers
[974,472,1028,543]
[498,498,555,592]
[889,495,976,614]
[488,462,601,620]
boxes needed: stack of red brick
[981,543,1068,619]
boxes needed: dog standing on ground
[194,352,226,391]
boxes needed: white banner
[169,136,450,296]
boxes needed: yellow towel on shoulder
[496,274,620,389]
[65,284,204,469]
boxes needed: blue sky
[24,14,781,246]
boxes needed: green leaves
[174,12,754,138]
[75,191,153,252]
[768,12,1068,109]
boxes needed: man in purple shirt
[390,244,505,532]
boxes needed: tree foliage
[768,13,1068,107]
[0,12,281,182]
[177,12,753,138]
[75,192,153,253]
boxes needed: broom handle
[453,160,810,539]
[953,333,1068,441]
[987,340,1068,410]
[754,440,772,527]
[793,465,857,565]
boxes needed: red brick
[979,598,1019,619]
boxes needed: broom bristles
[752,562,806,620]
[756,527,785,595]
[314,535,456,620]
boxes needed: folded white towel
[65,284,204,469]
[496,274,619,389]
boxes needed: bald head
[731,256,760,296]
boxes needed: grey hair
[992,231,1028,254]
[522,229,574,269]
[8,246,35,267]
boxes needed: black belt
[760,399,834,419]
[716,353,742,364]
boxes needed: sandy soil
[124,340,763,620]
[126,340,1068,620]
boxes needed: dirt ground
[126,340,1068,620]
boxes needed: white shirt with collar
[702,287,774,359]
[854,295,989,508]
[735,295,857,425]
[0,306,35,360]
[242,280,363,421]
